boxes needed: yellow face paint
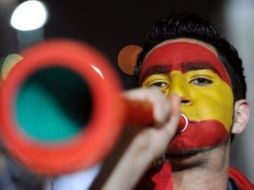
[142,69,234,131]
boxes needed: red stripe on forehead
[140,42,232,86]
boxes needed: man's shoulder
[229,167,254,189]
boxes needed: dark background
[0,0,223,88]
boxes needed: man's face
[140,39,234,156]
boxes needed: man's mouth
[168,119,229,151]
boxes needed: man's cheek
[168,120,229,151]
[183,89,234,131]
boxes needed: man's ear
[231,99,250,134]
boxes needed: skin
[103,38,250,190]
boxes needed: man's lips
[169,120,229,151]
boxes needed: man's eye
[149,81,168,88]
[190,77,213,86]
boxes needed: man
[103,13,253,190]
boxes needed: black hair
[134,13,246,101]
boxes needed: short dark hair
[134,13,246,101]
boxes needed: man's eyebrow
[140,61,220,82]
[140,65,171,81]
[182,61,219,74]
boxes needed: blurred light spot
[1,54,23,80]
[10,0,48,31]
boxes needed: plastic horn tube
[178,113,189,133]
[0,39,188,175]
[123,98,189,132]
[0,39,125,175]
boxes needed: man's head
[134,13,246,102]
[133,13,249,158]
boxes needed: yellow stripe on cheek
[142,71,234,132]
[184,80,234,132]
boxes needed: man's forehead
[140,40,232,86]
[144,38,219,59]
[142,40,222,72]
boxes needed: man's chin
[166,147,213,171]
[167,146,212,159]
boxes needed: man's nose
[167,72,192,105]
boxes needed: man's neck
[171,145,230,190]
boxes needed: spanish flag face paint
[140,40,234,153]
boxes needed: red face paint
[168,120,228,153]
[140,42,231,86]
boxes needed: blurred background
[0,0,253,182]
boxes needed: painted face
[140,40,234,154]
